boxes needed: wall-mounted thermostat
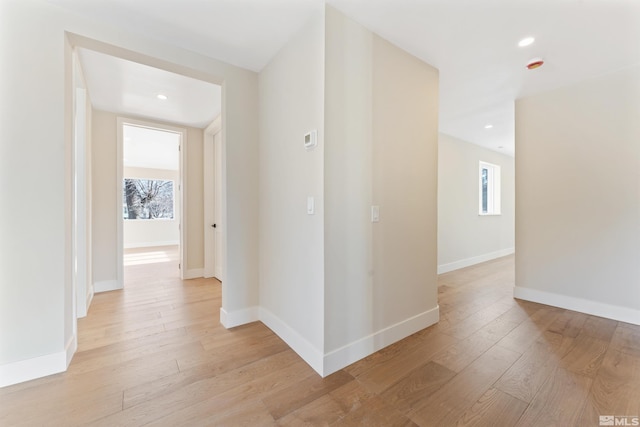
[304,130,317,150]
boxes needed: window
[479,161,501,215]
[123,178,174,219]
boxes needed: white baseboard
[219,306,260,328]
[322,305,440,376]
[65,334,77,368]
[259,307,324,376]
[123,240,179,249]
[183,268,204,280]
[0,334,78,388]
[438,247,515,274]
[1,351,65,388]
[86,287,94,313]
[514,286,640,326]
[94,279,122,293]
[220,304,440,377]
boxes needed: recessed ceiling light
[518,37,535,47]
[484,124,493,129]
[157,94,168,100]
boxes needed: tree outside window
[123,179,174,219]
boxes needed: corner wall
[438,133,515,273]
[323,6,440,374]
[258,10,326,370]
[515,66,640,324]
[257,6,440,377]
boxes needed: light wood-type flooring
[1,253,639,426]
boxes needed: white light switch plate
[307,197,315,215]
[371,205,380,222]
[304,130,317,150]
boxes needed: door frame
[204,116,223,280]
[66,33,232,383]
[73,86,91,318]
[71,48,93,320]
[116,117,188,286]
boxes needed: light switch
[304,130,317,150]
[307,196,315,215]
[371,205,380,222]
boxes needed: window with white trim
[479,161,501,215]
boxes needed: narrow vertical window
[479,161,501,215]
[481,167,489,213]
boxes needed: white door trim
[203,126,215,278]
[71,47,93,324]
[74,86,89,317]
[213,131,223,280]
[204,116,222,280]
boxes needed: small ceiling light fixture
[484,124,493,129]
[526,58,544,70]
[518,36,535,47]
[157,94,168,100]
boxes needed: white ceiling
[77,48,221,128]
[332,0,640,156]
[56,0,640,155]
[123,124,180,171]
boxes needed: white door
[204,129,223,280]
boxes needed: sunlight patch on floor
[123,245,178,266]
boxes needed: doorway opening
[69,37,227,360]
[119,121,184,285]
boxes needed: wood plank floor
[1,254,639,426]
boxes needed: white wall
[123,167,180,249]
[0,0,258,387]
[258,10,326,368]
[1,1,69,381]
[323,6,440,374]
[438,133,515,273]
[91,110,118,287]
[515,65,640,325]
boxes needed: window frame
[478,161,501,216]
